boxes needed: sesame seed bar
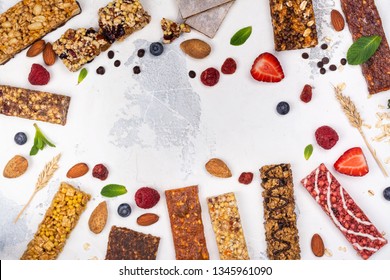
[269,0,318,51]
[0,0,81,65]
[21,182,90,260]
[260,164,301,260]
[0,85,71,125]
[207,192,250,260]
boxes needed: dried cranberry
[238,172,254,185]
[92,164,109,180]
[200,67,220,86]
[300,84,313,103]
[221,58,237,74]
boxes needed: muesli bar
[207,192,250,260]
[165,185,209,260]
[269,0,318,51]
[21,183,90,260]
[301,164,387,259]
[340,0,390,94]
[0,0,81,65]
[0,85,71,125]
[260,163,301,260]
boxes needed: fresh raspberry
[200,67,220,86]
[92,164,109,180]
[300,84,313,103]
[28,63,50,85]
[238,172,253,184]
[315,125,339,150]
[221,58,237,74]
[134,187,160,209]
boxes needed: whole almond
[3,155,28,178]
[27,40,45,57]
[180,39,211,59]
[43,42,56,66]
[137,213,159,226]
[331,10,345,32]
[88,201,108,234]
[311,233,325,257]
[66,163,89,178]
[205,158,232,178]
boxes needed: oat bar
[269,0,318,51]
[301,164,387,259]
[105,226,160,260]
[0,0,81,65]
[21,183,90,260]
[0,85,71,125]
[165,185,209,260]
[340,0,390,94]
[207,192,249,260]
[260,164,301,260]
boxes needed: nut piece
[3,155,28,178]
[136,213,159,226]
[331,10,345,32]
[43,43,56,66]
[88,201,108,234]
[311,233,325,257]
[205,158,232,178]
[180,39,211,59]
[27,40,46,57]
[66,163,89,178]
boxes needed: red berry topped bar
[301,164,387,259]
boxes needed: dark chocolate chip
[321,43,328,50]
[340,58,347,65]
[114,60,121,67]
[59,53,68,59]
[329,64,337,71]
[133,66,141,74]
[96,66,105,75]
[188,70,196,78]
[137,49,145,58]
[322,57,329,64]
[320,68,326,74]
[302,52,309,59]
[317,61,323,68]
[108,51,115,59]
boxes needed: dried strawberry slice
[221,58,237,74]
[200,67,220,86]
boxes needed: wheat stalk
[14,153,61,223]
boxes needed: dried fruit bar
[269,0,318,51]
[0,85,71,125]
[105,226,160,260]
[0,0,81,65]
[260,164,301,260]
[301,164,387,259]
[340,0,390,94]
[165,185,209,260]
[20,182,90,260]
[207,192,250,260]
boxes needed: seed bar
[260,163,301,260]
[178,0,232,19]
[269,0,318,51]
[105,226,160,260]
[207,192,250,260]
[301,164,387,259]
[20,183,90,260]
[165,185,209,260]
[340,0,390,94]
[0,85,71,125]
[0,0,81,65]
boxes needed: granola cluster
[161,18,190,44]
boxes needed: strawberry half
[334,147,369,176]
[250,52,285,82]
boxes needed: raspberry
[315,125,339,150]
[221,58,237,74]
[92,164,109,180]
[238,172,253,184]
[200,67,220,86]
[135,187,160,209]
[300,84,312,103]
[28,63,50,85]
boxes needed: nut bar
[105,226,160,260]
[207,192,250,260]
[269,0,318,51]
[301,164,387,259]
[98,0,151,44]
[260,164,301,260]
[21,182,90,260]
[340,0,390,94]
[0,0,81,65]
[165,185,209,260]
[0,85,71,125]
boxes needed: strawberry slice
[250,52,285,82]
[334,147,369,176]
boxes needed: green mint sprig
[30,123,56,156]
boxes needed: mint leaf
[347,35,382,65]
[29,123,56,156]
[101,184,128,197]
[230,26,252,46]
[304,144,313,160]
[78,68,88,85]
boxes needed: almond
[137,213,159,226]
[66,162,89,178]
[3,155,28,178]
[331,10,345,32]
[311,233,325,257]
[180,39,211,59]
[205,158,232,178]
[26,40,45,57]
[43,42,56,66]
[88,201,108,234]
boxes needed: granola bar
[301,164,387,259]
[340,0,390,94]
[260,164,301,260]
[21,182,90,260]
[207,192,250,260]
[0,0,81,65]
[269,0,318,51]
[0,85,71,125]
[105,226,160,260]
[165,185,209,260]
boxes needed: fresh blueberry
[149,42,164,56]
[383,187,390,201]
[14,132,27,145]
[117,203,132,217]
[276,101,290,115]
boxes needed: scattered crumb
[378,105,386,109]
[324,37,332,43]
[368,189,375,196]
[324,248,333,257]
[338,246,347,252]
[385,157,390,164]
[363,123,372,129]
[89,256,98,260]
[83,243,90,250]
[338,65,344,72]
[382,231,386,237]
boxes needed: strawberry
[334,147,369,176]
[250,52,284,82]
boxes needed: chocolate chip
[321,43,328,50]
[320,68,326,74]
[108,51,115,59]
[137,49,145,58]
[302,52,309,59]
[317,61,323,68]
[96,66,105,75]
[188,70,196,78]
[340,58,347,65]
[133,66,141,74]
[59,53,68,59]
[114,60,121,67]
[329,64,337,71]
[322,57,329,64]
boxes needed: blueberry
[149,42,164,56]
[14,132,27,145]
[383,187,390,201]
[276,101,290,115]
[117,203,132,217]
